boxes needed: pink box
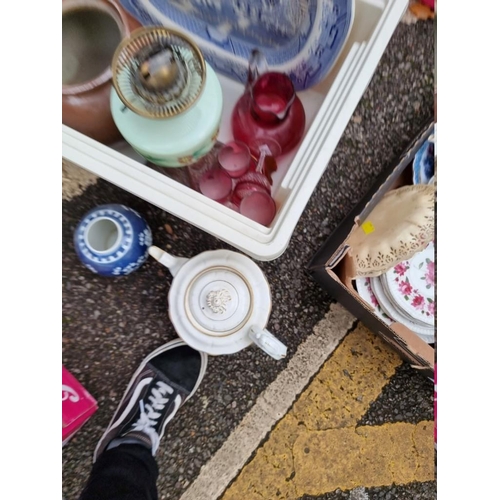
[62,366,98,445]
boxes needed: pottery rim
[83,216,123,254]
[62,0,132,96]
[111,26,207,119]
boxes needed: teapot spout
[148,245,188,277]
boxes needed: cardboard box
[62,366,98,445]
[308,119,435,379]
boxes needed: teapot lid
[168,250,271,355]
[111,27,206,119]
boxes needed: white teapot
[148,246,287,360]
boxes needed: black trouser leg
[79,445,158,500]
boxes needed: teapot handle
[248,325,287,360]
[246,49,268,91]
[148,245,188,277]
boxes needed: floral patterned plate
[118,0,354,91]
[355,277,393,326]
[371,275,435,344]
[379,277,431,328]
[383,241,435,327]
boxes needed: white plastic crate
[62,0,408,261]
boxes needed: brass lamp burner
[112,27,206,119]
[138,46,181,91]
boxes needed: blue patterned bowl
[74,204,152,277]
[412,140,435,185]
[118,0,354,91]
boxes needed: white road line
[180,303,356,500]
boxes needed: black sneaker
[94,339,207,462]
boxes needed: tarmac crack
[287,435,299,499]
[411,423,420,481]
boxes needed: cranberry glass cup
[218,141,252,178]
[239,191,276,227]
[199,167,233,201]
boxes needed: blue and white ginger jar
[74,204,153,277]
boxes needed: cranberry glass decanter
[231,50,305,158]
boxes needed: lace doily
[347,184,436,278]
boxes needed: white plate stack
[356,241,435,344]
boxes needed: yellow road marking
[221,324,435,499]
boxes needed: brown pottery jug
[62,0,141,144]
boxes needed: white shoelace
[131,381,174,454]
